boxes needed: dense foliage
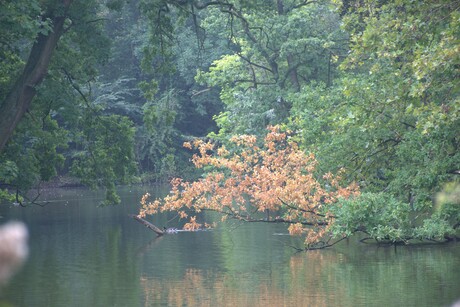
[0,0,222,203]
[138,0,459,247]
[1,0,458,245]
[292,0,459,207]
[140,127,458,248]
[0,0,133,204]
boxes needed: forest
[0,0,459,248]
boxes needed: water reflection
[0,186,459,307]
[139,267,336,307]
[138,243,460,307]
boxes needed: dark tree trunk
[0,0,72,152]
[277,0,300,92]
[287,54,300,92]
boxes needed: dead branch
[129,214,164,236]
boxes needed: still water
[0,186,459,307]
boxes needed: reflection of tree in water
[287,251,346,306]
[139,243,460,306]
[140,251,346,307]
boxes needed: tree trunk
[0,0,72,152]
[287,54,300,92]
[277,0,300,92]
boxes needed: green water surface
[0,186,459,307]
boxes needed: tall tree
[193,0,347,136]
[0,0,72,152]
[0,0,139,204]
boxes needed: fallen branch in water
[129,214,164,236]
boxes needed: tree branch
[191,87,212,97]
[236,52,274,74]
[305,235,348,250]
[278,197,334,219]
[200,208,329,226]
[129,214,165,236]
[61,68,89,103]
[289,0,317,13]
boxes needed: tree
[193,0,347,137]
[0,0,138,204]
[287,0,460,240]
[0,0,226,203]
[137,0,459,245]
[71,114,137,205]
[133,1,229,180]
[0,0,72,152]
[291,0,459,205]
[139,126,360,248]
[330,192,459,244]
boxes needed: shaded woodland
[1,0,458,246]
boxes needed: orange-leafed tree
[139,126,359,248]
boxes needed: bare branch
[278,197,335,219]
[191,88,212,97]
[236,52,274,74]
[61,68,89,103]
[289,0,317,12]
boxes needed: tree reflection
[139,243,460,307]
[140,251,345,307]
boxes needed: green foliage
[71,114,137,205]
[331,193,414,242]
[0,0,143,205]
[0,0,49,95]
[195,0,347,138]
[136,89,180,180]
[0,160,18,184]
[290,0,460,213]
[138,80,159,102]
[415,184,460,241]
[432,183,460,234]
[331,192,459,243]
[0,109,67,198]
[138,0,177,74]
[417,217,456,242]
[0,161,20,202]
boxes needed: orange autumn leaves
[139,126,359,246]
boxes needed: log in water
[129,214,164,236]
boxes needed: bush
[330,193,414,243]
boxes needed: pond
[0,186,459,307]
